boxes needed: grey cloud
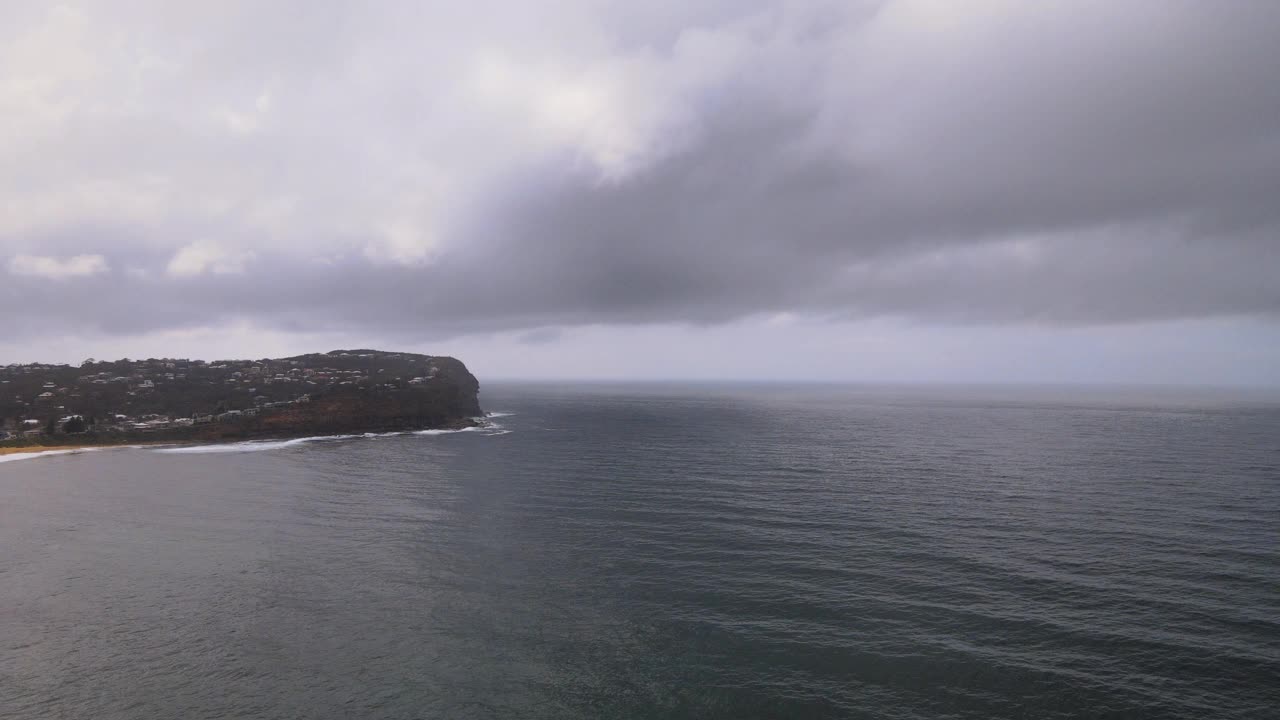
[516,328,564,346]
[2,0,1278,344]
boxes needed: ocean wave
[154,424,507,454]
[154,435,362,454]
[486,411,516,418]
[414,426,487,436]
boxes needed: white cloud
[7,254,109,279]
[0,5,101,146]
[222,89,273,135]
[0,1,796,252]
[463,21,757,181]
[166,243,254,277]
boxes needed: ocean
[2,383,1278,719]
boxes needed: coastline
[0,441,175,457]
[1,349,483,461]
[0,446,103,463]
[0,441,178,463]
[0,444,97,457]
[0,415,494,462]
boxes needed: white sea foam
[486,411,516,418]
[154,435,360,454]
[414,426,486,436]
[153,423,507,454]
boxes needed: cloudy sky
[2,0,1278,384]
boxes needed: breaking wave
[153,436,360,454]
[414,426,486,436]
[154,423,508,454]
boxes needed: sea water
[2,383,1277,718]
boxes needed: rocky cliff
[1,349,483,447]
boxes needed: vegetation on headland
[1,350,482,448]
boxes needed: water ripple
[1,383,1277,719]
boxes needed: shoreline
[0,444,97,457]
[0,446,104,463]
[0,442,175,457]
[0,415,496,462]
[0,441,179,462]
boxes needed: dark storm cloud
[2,0,1278,342]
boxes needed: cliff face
[197,357,483,440]
[1,349,483,446]
[199,382,479,442]
[425,356,483,417]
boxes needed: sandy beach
[0,447,104,464]
[0,445,95,457]
[0,443,176,462]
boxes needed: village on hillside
[0,350,454,441]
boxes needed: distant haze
[2,1,1278,384]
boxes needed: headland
[0,350,482,450]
